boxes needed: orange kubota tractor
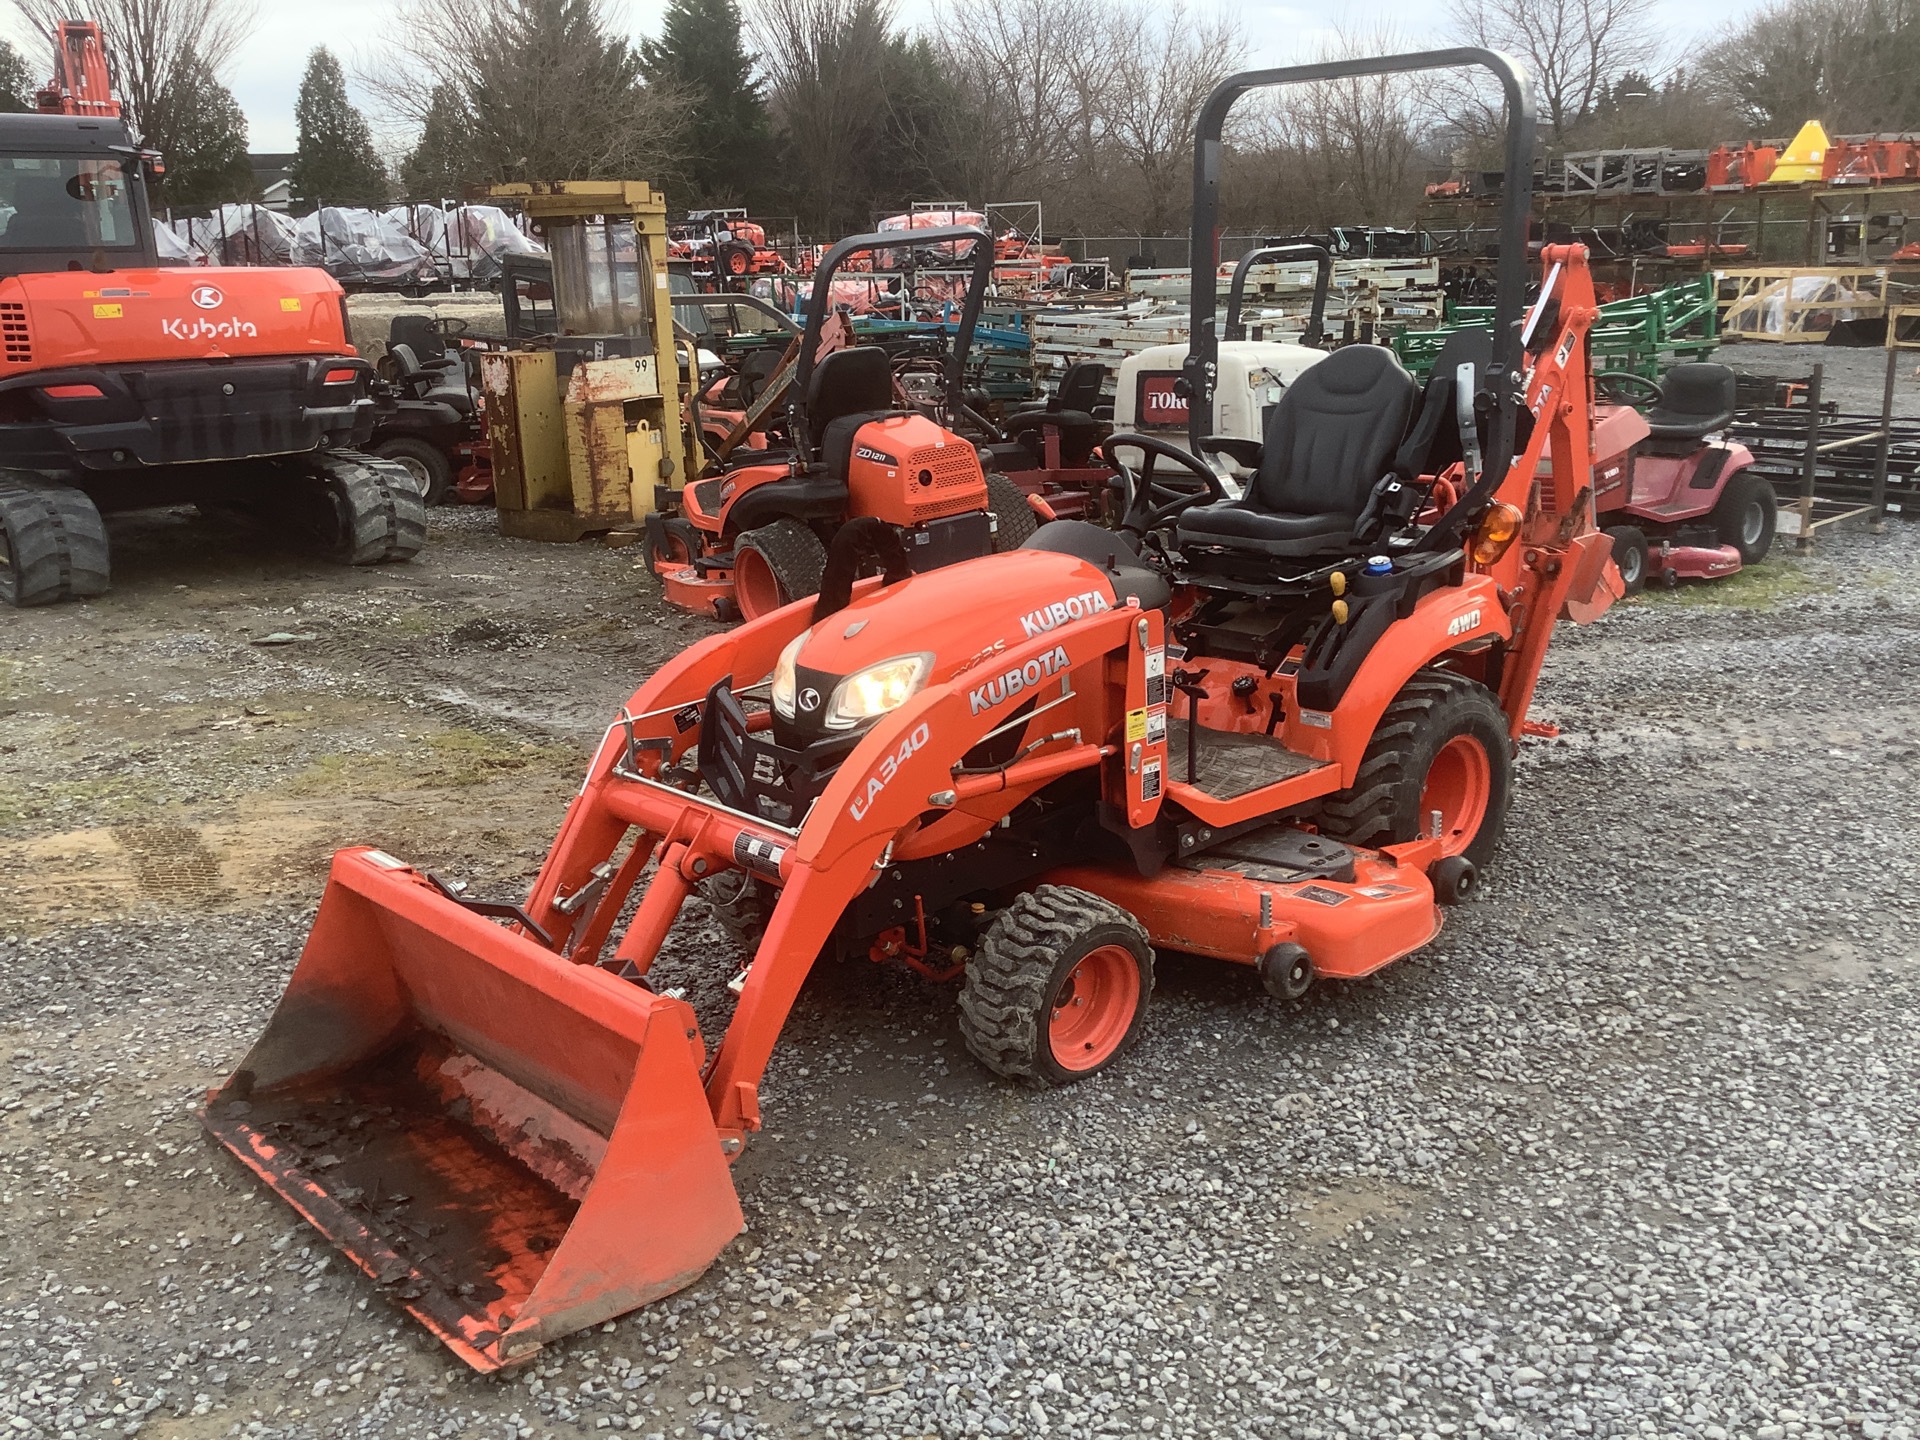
[0,21,423,606]
[201,49,1621,1370]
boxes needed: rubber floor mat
[1167,720,1325,799]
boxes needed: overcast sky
[8,0,1766,155]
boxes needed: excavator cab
[0,117,158,276]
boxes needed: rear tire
[1603,524,1649,596]
[958,885,1154,1086]
[370,436,454,507]
[1318,669,1512,874]
[985,472,1038,553]
[308,451,428,565]
[1712,469,1775,565]
[732,519,826,619]
[0,477,109,607]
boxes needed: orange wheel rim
[733,546,783,619]
[1420,735,1491,858]
[1048,944,1140,1072]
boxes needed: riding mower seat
[1642,363,1736,445]
[809,345,907,480]
[1176,345,1419,560]
[991,361,1111,471]
[1022,519,1172,610]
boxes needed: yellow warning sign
[280,298,303,312]
[92,303,123,319]
[1126,707,1147,742]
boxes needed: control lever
[1171,668,1211,784]
[1455,361,1483,491]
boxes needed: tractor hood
[0,265,353,379]
[778,548,1133,738]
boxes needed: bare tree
[1276,27,1426,227]
[366,0,688,189]
[923,0,1112,205]
[13,0,256,152]
[1446,0,1663,141]
[1093,2,1246,236]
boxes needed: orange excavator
[200,48,1622,1371]
[0,20,422,606]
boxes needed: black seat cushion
[1022,519,1171,610]
[806,346,894,437]
[1178,345,1417,559]
[1646,363,1735,441]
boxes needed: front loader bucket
[200,848,743,1371]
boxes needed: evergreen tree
[640,0,771,204]
[289,48,389,208]
[401,84,480,199]
[0,40,33,112]
[157,52,255,207]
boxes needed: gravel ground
[3,409,1918,1440]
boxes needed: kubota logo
[1018,589,1110,639]
[968,644,1071,715]
[162,316,260,341]
[191,285,224,310]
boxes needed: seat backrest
[804,346,894,438]
[1055,361,1107,413]
[1653,363,1736,424]
[388,314,449,363]
[1393,328,1493,481]
[1252,345,1418,518]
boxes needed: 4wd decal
[849,722,930,821]
[1447,609,1483,638]
[968,644,1071,715]
[854,445,898,467]
[1019,589,1111,639]
[162,316,260,342]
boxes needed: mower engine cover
[770,545,1146,745]
[1115,340,1328,474]
[843,412,989,527]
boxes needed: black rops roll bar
[1223,243,1332,345]
[791,226,997,451]
[1184,50,1535,553]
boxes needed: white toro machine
[1113,244,1335,479]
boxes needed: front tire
[1318,669,1513,874]
[958,885,1154,1086]
[1712,470,1776,565]
[1603,524,1649,596]
[732,519,827,619]
[370,436,454,507]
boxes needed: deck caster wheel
[1258,942,1314,1001]
[732,519,826,620]
[1429,855,1478,905]
[958,884,1154,1086]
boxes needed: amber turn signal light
[1470,502,1523,565]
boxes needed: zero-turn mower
[202,48,1624,1371]
[643,226,1034,621]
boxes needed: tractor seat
[808,345,907,479]
[385,342,475,416]
[1022,519,1172,610]
[1644,363,1736,442]
[1177,345,1418,559]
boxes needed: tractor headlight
[770,631,808,719]
[825,654,931,731]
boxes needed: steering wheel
[1100,433,1227,535]
[1596,370,1663,407]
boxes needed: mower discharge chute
[204,47,1625,1370]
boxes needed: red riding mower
[202,49,1622,1371]
[644,226,1035,621]
[1591,364,1776,591]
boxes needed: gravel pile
[2,497,1916,1438]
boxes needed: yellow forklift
[482,181,696,542]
